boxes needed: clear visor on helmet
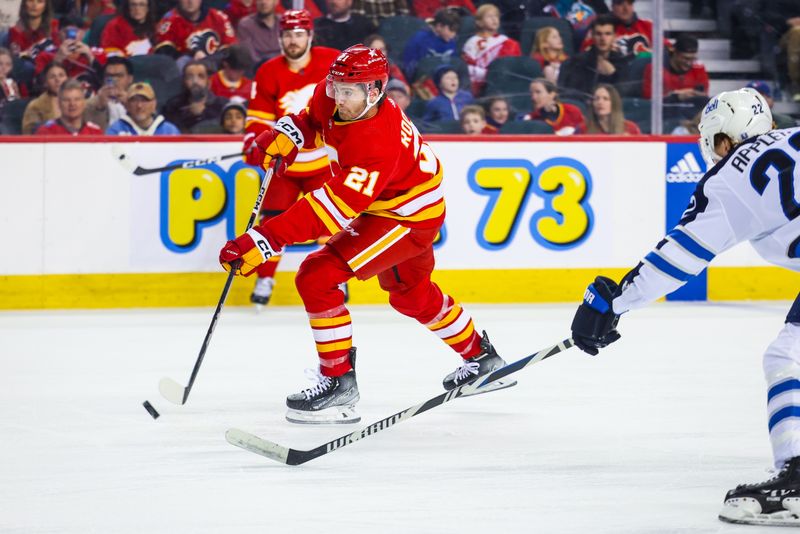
[325,76,371,104]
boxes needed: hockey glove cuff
[571,276,622,356]
[254,116,303,172]
[219,228,281,277]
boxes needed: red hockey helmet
[328,44,389,90]
[279,9,313,32]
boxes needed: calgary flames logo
[279,84,316,115]
[189,29,220,55]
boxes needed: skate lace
[453,361,480,382]
[301,368,333,400]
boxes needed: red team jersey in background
[210,71,252,100]
[581,16,654,56]
[261,80,446,253]
[642,61,709,99]
[154,7,236,56]
[101,16,153,56]
[8,20,60,58]
[246,46,340,178]
[35,119,103,135]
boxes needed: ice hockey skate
[250,277,274,310]
[442,331,516,395]
[718,456,800,526]
[286,348,360,424]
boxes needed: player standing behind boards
[570,87,800,527]
[222,45,515,424]
[243,9,341,308]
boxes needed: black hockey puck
[143,400,160,420]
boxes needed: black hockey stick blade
[225,338,574,465]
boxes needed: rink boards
[1,135,797,309]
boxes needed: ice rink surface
[1,300,797,533]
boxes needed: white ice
[0,301,794,533]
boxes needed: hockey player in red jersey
[154,0,236,59]
[223,45,514,424]
[243,9,340,307]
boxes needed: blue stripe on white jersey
[767,378,800,432]
[643,251,693,282]
[666,226,716,262]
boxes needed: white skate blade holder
[460,377,517,397]
[719,498,800,527]
[286,405,361,425]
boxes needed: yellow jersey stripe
[324,184,358,218]
[443,319,475,345]
[247,109,276,120]
[428,304,462,331]
[348,225,409,271]
[306,194,342,235]
[315,339,352,352]
[368,199,445,222]
[368,169,443,211]
[309,315,352,328]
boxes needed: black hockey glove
[570,276,622,356]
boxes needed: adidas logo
[666,152,705,183]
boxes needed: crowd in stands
[0,0,798,136]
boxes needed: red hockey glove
[219,228,281,277]
[242,131,264,167]
[253,116,303,172]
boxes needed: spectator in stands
[411,0,474,20]
[209,45,252,99]
[220,98,246,134]
[522,77,584,135]
[461,3,521,95]
[21,61,66,133]
[236,0,281,64]
[364,34,407,84]
[352,0,408,27]
[460,104,496,134]
[484,95,508,129]
[313,0,376,52]
[163,59,227,132]
[402,8,459,79]
[422,64,472,121]
[764,1,800,101]
[578,83,640,134]
[531,26,567,85]
[642,34,708,118]
[385,78,411,111]
[33,15,105,87]
[8,0,59,59]
[154,0,236,63]
[0,48,25,110]
[747,80,797,129]
[607,0,652,57]
[106,81,181,135]
[35,79,103,135]
[560,15,628,99]
[84,56,133,130]
[101,0,158,57]
[226,0,255,26]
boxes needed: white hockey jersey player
[570,88,800,527]
[614,123,800,314]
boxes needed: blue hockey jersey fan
[570,87,800,527]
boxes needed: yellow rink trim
[0,266,797,310]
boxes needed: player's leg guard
[378,256,516,395]
[295,247,355,377]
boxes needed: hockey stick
[159,157,282,406]
[112,145,242,176]
[225,338,574,465]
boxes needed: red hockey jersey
[246,46,340,177]
[100,16,153,56]
[260,80,446,249]
[35,119,103,135]
[8,20,60,59]
[154,7,235,56]
[642,61,709,99]
[210,71,252,100]
[581,16,654,57]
